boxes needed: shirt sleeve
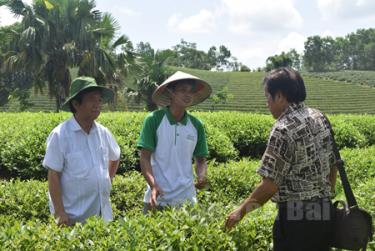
[105,129,121,161]
[257,126,294,187]
[193,120,209,157]
[42,131,64,172]
[136,114,157,152]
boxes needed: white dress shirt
[43,116,120,223]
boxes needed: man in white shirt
[43,76,120,226]
[137,71,212,213]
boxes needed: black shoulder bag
[329,124,373,251]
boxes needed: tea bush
[0,113,68,178]
[0,159,261,222]
[198,159,261,205]
[0,112,374,179]
[0,159,275,250]
[0,179,49,222]
[340,115,375,145]
[198,112,274,157]
[0,148,374,250]
[339,146,375,186]
[330,119,366,148]
[204,123,238,161]
[0,204,275,250]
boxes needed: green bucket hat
[61,76,114,111]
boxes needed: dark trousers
[273,197,335,251]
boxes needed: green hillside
[183,68,375,114]
[2,69,375,114]
[305,70,375,88]
[0,92,56,112]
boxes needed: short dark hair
[68,87,102,113]
[263,67,306,103]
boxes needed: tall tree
[162,40,242,71]
[126,42,172,111]
[216,45,231,70]
[300,28,375,71]
[265,52,292,71]
[332,36,350,70]
[171,39,210,70]
[207,46,217,69]
[0,22,35,110]
[2,0,132,111]
[349,29,375,70]
[303,35,336,72]
[287,49,301,71]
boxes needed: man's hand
[48,169,70,226]
[224,178,278,230]
[195,177,208,189]
[140,149,162,207]
[150,184,164,207]
[109,159,120,182]
[224,206,245,230]
[55,211,71,226]
[195,157,207,190]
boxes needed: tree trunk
[55,92,61,113]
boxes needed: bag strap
[326,117,358,208]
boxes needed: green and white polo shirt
[137,107,208,206]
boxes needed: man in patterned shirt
[225,67,338,251]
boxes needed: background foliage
[0,112,374,179]
[0,150,374,250]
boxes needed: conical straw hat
[152,71,212,106]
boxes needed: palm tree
[2,0,134,111]
[126,43,172,111]
[0,22,35,109]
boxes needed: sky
[1,0,375,69]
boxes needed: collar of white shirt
[69,116,98,134]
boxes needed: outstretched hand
[224,207,245,230]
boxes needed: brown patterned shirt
[257,102,339,203]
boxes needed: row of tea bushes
[0,159,261,222]
[1,147,374,222]
[0,159,271,250]
[0,204,276,250]
[0,112,374,179]
[1,149,374,250]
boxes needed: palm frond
[101,12,119,36]
[3,0,28,17]
[0,0,9,6]
[112,34,129,49]
[100,48,116,69]
[19,26,36,46]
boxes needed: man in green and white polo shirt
[137,71,212,212]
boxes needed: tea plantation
[2,69,375,114]
[0,112,374,250]
[306,70,375,88]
